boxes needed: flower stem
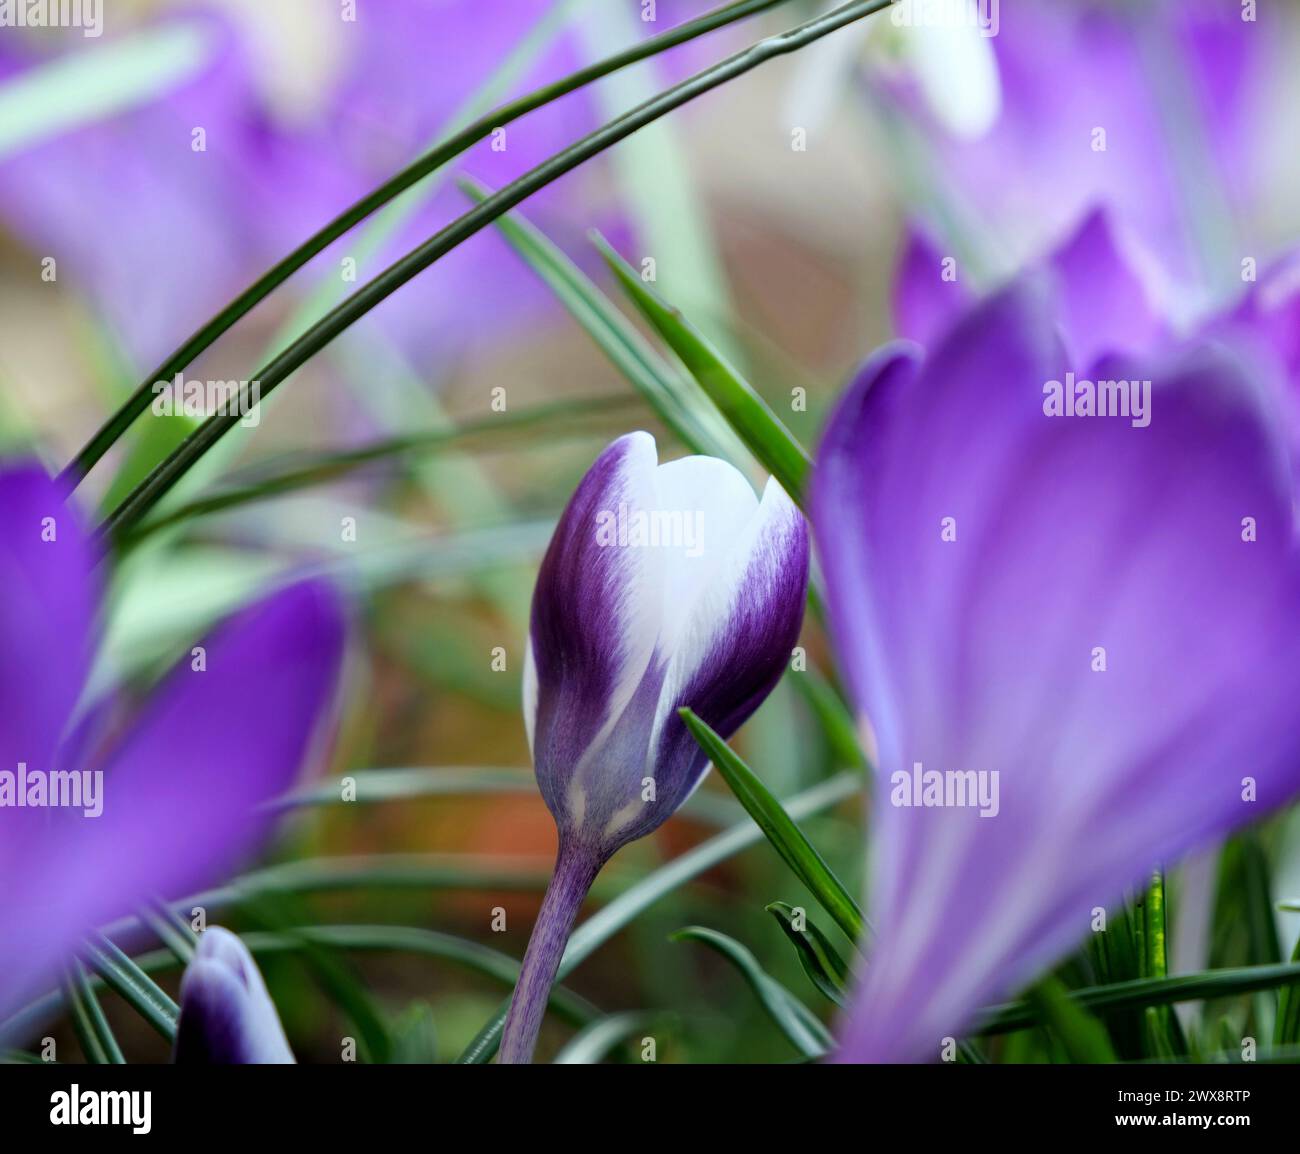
[499,841,604,1064]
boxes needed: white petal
[649,453,759,661]
[647,477,805,756]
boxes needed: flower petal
[891,226,971,348]
[0,463,96,792]
[173,927,294,1064]
[635,478,809,843]
[0,580,345,1020]
[528,432,664,825]
[815,285,1300,1062]
[1045,208,1167,369]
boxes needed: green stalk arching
[97,0,894,543]
[60,0,795,486]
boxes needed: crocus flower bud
[173,927,294,1064]
[501,432,810,1062]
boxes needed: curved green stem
[60,0,793,486]
[95,0,892,543]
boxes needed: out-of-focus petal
[891,227,972,347]
[0,580,345,1021]
[0,463,96,791]
[815,285,1300,1062]
[1045,208,1167,367]
[173,927,294,1064]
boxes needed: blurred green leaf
[766,901,850,1008]
[982,961,1300,1036]
[1024,979,1117,1063]
[552,1012,661,1065]
[671,926,831,1058]
[275,768,539,810]
[82,935,178,1044]
[680,708,864,943]
[0,23,211,160]
[138,901,196,965]
[391,1003,441,1065]
[122,394,639,545]
[63,963,124,1065]
[460,176,742,461]
[593,231,811,504]
[797,666,868,771]
[243,896,392,1064]
[456,771,861,1063]
[1,924,602,1052]
[1274,934,1300,1047]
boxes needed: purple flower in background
[813,280,1300,1062]
[894,204,1300,491]
[501,432,809,1062]
[876,0,1273,316]
[0,1,718,372]
[0,461,345,1026]
[173,927,294,1064]
[894,209,1168,365]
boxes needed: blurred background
[4,0,1300,1062]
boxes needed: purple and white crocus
[0,461,345,1031]
[814,266,1300,1061]
[173,927,294,1065]
[500,432,809,1063]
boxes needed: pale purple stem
[498,839,605,1064]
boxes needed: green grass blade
[593,231,811,503]
[1134,869,1183,1056]
[1024,978,1117,1064]
[273,768,538,810]
[64,0,796,483]
[242,895,392,1064]
[1274,934,1300,1047]
[138,903,196,965]
[120,395,639,546]
[680,708,864,943]
[798,666,869,771]
[82,936,179,1043]
[0,23,210,161]
[455,771,860,1064]
[391,1003,440,1065]
[62,963,124,1065]
[981,961,1300,1036]
[460,178,722,456]
[766,901,850,1008]
[98,1,894,538]
[671,926,831,1057]
[552,1012,661,1065]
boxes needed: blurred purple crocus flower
[877,0,1274,318]
[173,927,294,1064]
[813,270,1300,1062]
[0,461,345,1027]
[895,204,1300,491]
[500,432,809,1062]
[0,2,717,373]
